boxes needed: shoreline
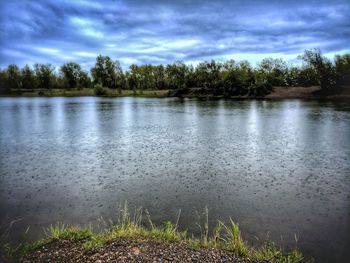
[20,237,257,263]
[2,217,305,263]
[1,86,350,100]
[1,206,306,262]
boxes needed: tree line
[0,49,349,97]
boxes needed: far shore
[1,86,350,100]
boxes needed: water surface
[0,97,349,262]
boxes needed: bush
[248,82,273,97]
[94,83,108,95]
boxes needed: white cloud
[35,47,60,54]
[1,0,349,69]
[74,51,97,58]
[70,17,104,39]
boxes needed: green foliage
[0,49,348,96]
[334,54,350,85]
[34,63,55,90]
[1,240,43,261]
[221,60,254,96]
[114,60,126,93]
[1,224,92,261]
[78,70,92,89]
[2,205,307,263]
[21,65,36,90]
[165,61,187,90]
[44,223,92,241]
[220,219,249,256]
[94,83,108,95]
[300,49,337,89]
[195,60,223,95]
[258,58,288,86]
[7,64,21,90]
[91,55,121,89]
[248,81,273,97]
[154,65,166,89]
[60,62,83,89]
[0,69,8,93]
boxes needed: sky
[1,0,349,70]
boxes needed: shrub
[94,83,108,95]
[248,82,273,97]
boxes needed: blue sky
[1,0,349,70]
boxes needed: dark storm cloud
[1,0,349,69]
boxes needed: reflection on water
[0,97,349,262]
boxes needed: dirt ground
[21,238,263,263]
[265,86,350,99]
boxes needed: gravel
[21,238,264,263]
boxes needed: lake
[0,97,349,262]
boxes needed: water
[0,97,349,262]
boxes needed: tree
[0,69,9,93]
[52,75,65,89]
[248,71,273,97]
[78,71,92,89]
[221,60,251,96]
[21,65,36,90]
[6,64,21,90]
[0,49,347,97]
[234,61,254,94]
[141,64,155,90]
[258,58,288,86]
[154,65,165,90]
[60,62,82,89]
[300,49,337,89]
[184,64,196,89]
[91,55,117,89]
[34,63,55,90]
[195,60,222,94]
[165,61,187,91]
[286,66,300,87]
[114,60,125,93]
[334,54,350,86]
[222,61,242,96]
[129,64,141,94]
[296,66,318,87]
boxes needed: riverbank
[0,89,171,98]
[1,86,350,99]
[265,85,350,99]
[8,224,303,263]
[2,209,305,263]
[21,237,260,263]
[264,86,320,99]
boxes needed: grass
[1,204,308,263]
[0,88,171,97]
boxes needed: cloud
[0,0,349,70]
